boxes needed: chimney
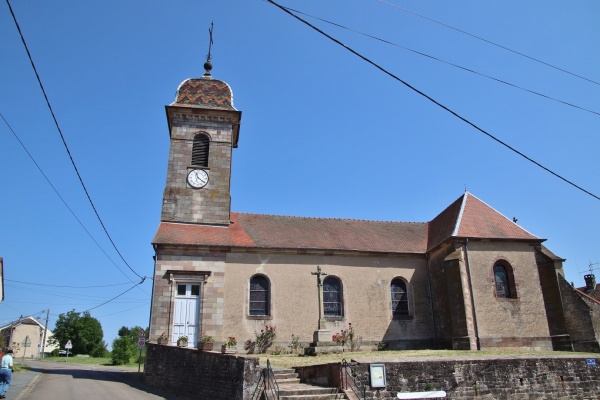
[584,274,596,292]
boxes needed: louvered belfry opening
[191,134,210,167]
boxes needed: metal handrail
[264,359,280,400]
[251,371,265,400]
[342,358,367,400]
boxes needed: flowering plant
[178,335,188,341]
[288,334,302,353]
[199,335,214,344]
[332,331,346,346]
[225,336,237,347]
[245,324,277,354]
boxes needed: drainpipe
[425,254,437,349]
[463,239,480,350]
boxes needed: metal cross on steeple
[204,21,214,76]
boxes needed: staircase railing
[264,359,280,400]
[342,358,367,400]
[251,359,279,400]
[250,370,265,400]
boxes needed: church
[148,61,584,353]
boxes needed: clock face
[187,169,209,189]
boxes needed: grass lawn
[36,356,141,368]
[259,349,599,369]
[21,350,598,371]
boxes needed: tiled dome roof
[173,76,236,111]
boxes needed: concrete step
[279,383,344,399]
[276,377,302,384]
[279,394,345,400]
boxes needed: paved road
[18,360,180,400]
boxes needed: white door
[172,283,201,346]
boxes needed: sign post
[65,340,72,363]
[137,330,146,373]
[21,335,31,363]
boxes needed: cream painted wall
[466,241,550,339]
[222,252,431,348]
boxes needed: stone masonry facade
[161,108,240,226]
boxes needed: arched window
[323,277,343,317]
[391,278,409,317]
[493,263,516,298]
[191,134,210,167]
[249,275,270,316]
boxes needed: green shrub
[111,336,134,365]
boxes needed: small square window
[177,285,186,296]
[191,285,200,296]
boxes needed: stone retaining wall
[143,343,261,400]
[295,356,600,399]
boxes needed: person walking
[0,349,14,399]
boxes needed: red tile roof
[154,213,428,254]
[455,193,540,240]
[153,192,543,254]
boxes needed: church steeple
[160,29,242,226]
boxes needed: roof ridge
[464,192,540,239]
[452,192,468,236]
[232,211,425,224]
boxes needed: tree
[111,325,146,365]
[49,310,107,356]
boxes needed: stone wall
[143,343,261,400]
[295,356,600,399]
[558,274,600,352]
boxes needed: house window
[391,278,409,317]
[249,275,270,316]
[493,263,516,298]
[323,277,343,317]
[191,134,209,167]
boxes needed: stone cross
[311,266,328,330]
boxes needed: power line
[281,5,600,118]
[0,113,138,282]
[375,0,600,87]
[84,280,145,312]
[5,279,133,288]
[4,0,143,280]
[266,0,600,202]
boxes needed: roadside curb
[14,372,41,400]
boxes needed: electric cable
[0,113,138,282]
[5,278,133,288]
[266,0,600,202]
[281,5,600,117]
[4,0,144,280]
[375,0,600,87]
[84,280,145,312]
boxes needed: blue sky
[1,0,599,348]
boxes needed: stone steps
[272,368,345,400]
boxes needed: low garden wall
[144,342,261,400]
[295,356,600,399]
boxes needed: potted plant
[177,335,189,348]
[157,332,168,345]
[221,336,237,354]
[197,335,214,351]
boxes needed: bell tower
[160,58,241,226]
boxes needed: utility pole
[41,309,50,359]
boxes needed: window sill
[495,297,519,302]
[325,316,344,322]
[246,315,273,320]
